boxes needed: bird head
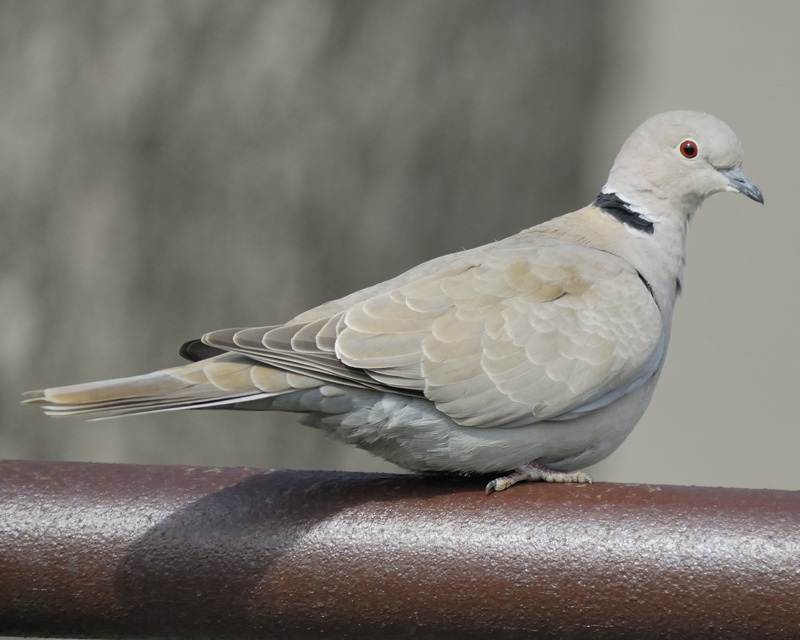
[603,110,763,220]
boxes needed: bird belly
[289,377,658,474]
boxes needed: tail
[22,354,297,419]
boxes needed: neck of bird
[595,189,693,312]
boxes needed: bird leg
[485,461,592,494]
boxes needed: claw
[485,461,592,494]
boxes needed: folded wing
[203,242,665,428]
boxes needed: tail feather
[22,355,294,418]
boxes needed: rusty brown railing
[1,459,798,639]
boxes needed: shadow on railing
[1,459,798,639]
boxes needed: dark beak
[718,167,764,204]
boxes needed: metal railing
[1,459,798,639]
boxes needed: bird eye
[680,140,698,158]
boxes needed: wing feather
[198,239,664,427]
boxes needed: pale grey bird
[24,111,763,493]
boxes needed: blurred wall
[1,1,613,472]
[3,2,797,490]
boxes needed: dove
[24,111,763,493]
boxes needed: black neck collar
[595,192,654,235]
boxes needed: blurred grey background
[2,1,797,490]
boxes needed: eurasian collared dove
[25,111,763,493]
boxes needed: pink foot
[485,461,592,494]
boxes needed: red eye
[680,140,698,158]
